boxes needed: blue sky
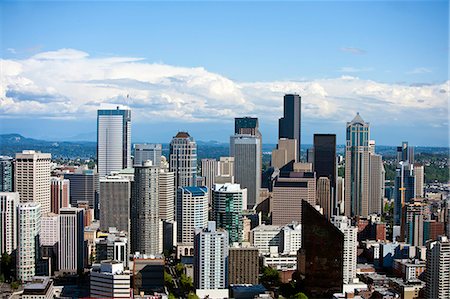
[1,1,448,146]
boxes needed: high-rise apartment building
[317,177,332,220]
[0,156,14,192]
[279,94,301,161]
[344,113,370,217]
[158,169,175,222]
[58,207,85,274]
[134,144,162,167]
[212,183,247,243]
[41,213,60,247]
[15,150,51,215]
[201,159,218,204]
[131,161,160,255]
[228,245,259,285]
[50,177,70,214]
[0,192,19,254]
[17,202,41,282]
[194,221,229,290]
[100,174,131,233]
[230,134,261,209]
[332,216,357,284]
[176,187,208,246]
[368,153,385,215]
[170,132,197,188]
[272,171,316,225]
[426,236,450,299]
[97,107,131,176]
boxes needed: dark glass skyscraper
[0,156,14,192]
[313,134,337,214]
[235,117,260,136]
[279,94,301,161]
[298,200,344,298]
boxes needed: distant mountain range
[0,133,447,160]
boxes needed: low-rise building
[22,276,55,299]
[90,261,131,298]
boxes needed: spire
[350,112,365,124]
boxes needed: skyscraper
[201,159,218,204]
[15,150,51,215]
[369,155,385,216]
[314,134,336,215]
[344,113,370,217]
[279,94,301,161]
[272,171,316,225]
[194,221,228,290]
[131,161,160,255]
[0,156,14,192]
[216,157,234,184]
[317,177,332,220]
[17,202,41,282]
[413,163,424,198]
[0,192,19,255]
[170,132,197,188]
[271,138,297,169]
[97,107,131,176]
[158,169,175,222]
[58,207,85,274]
[50,177,70,214]
[394,163,416,226]
[298,200,343,297]
[65,169,99,210]
[230,135,261,209]
[331,216,357,284]
[212,183,247,243]
[100,174,131,233]
[134,144,162,167]
[176,187,208,247]
[426,236,450,299]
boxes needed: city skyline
[0,1,448,146]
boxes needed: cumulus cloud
[0,48,447,130]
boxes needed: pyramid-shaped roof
[350,112,365,124]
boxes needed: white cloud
[0,49,447,129]
[407,67,432,75]
[340,47,367,55]
[339,66,373,73]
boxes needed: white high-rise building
[97,107,131,177]
[131,161,161,255]
[17,202,41,282]
[134,144,162,167]
[158,169,175,222]
[280,223,302,255]
[426,236,450,299]
[0,192,19,254]
[41,213,60,247]
[15,151,51,214]
[176,187,208,246]
[90,261,131,298]
[230,134,261,209]
[58,207,84,274]
[170,132,197,188]
[201,159,218,204]
[194,221,228,290]
[332,216,357,284]
[251,224,281,255]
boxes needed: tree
[164,270,173,288]
[175,262,184,275]
[180,273,193,291]
[291,292,308,299]
[187,292,199,299]
[260,266,280,288]
[1,253,13,281]
[168,293,176,299]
